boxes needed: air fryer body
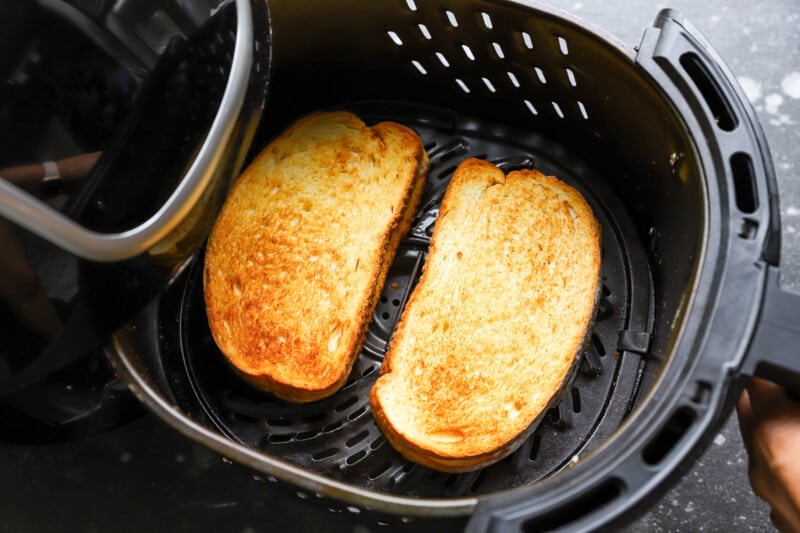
[3,0,798,531]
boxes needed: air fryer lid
[0,0,271,433]
[108,1,800,530]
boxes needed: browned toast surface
[204,111,428,402]
[370,158,601,471]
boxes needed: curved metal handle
[0,0,254,263]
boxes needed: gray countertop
[1,2,797,532]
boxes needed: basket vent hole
[386,31,403,47]
[730,152,759,214]
[566,67,577,87]
[405,0,417,11]
[462,44,476,61]
[521,31,533,49]
[346,430,370,448]
[456,78,471,94]
[492,42,505,59]
[445,9,459,27]
[592,333,606,357]
[558,36,569,55]
[552,101,564,118]
[267,433,292,444]
[507,71,520,87]
[296,430,317,441]
[348,405,368,420]
[642,407,696,465]
[577,101,589,120]
[524,99,538,115]
[529,433,541,460]
[418,23,432,40]
[312,448,338,461]
[411,60,427,75]
[480,11,493,29]
[571,387,582,413]
[534,66,547,84]
[436,51,450,68]
[334,396,358,412]
[482,77,497,93]
[323,421,343,432]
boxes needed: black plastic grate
[166,102,652,498]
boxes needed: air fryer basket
[108,0,800,530]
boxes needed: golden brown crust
[370,158,601,471]
[204,111,428,402]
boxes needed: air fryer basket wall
[107,0,799,530]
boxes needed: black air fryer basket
[105,0,800,530]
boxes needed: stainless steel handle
[0,0,253,263]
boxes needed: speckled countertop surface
[1,1,798,532]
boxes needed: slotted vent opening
[558,35,569,55]
[521,31,533,49]
[642,407,697,465]
[445,9,459,27]
[462,43,476,61]
[386,31,403,47]
[418,23,432,40]
[492,41,505,59]
[566,67,577,87]
[680,52,737,131]
[730,152,759,214]
[577,101,589,119]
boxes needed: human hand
[737,377,800,532]
[0,151,100,189]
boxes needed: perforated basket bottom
[162,102,651,498]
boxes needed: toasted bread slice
[204,111,429,402]
[370,158,601,472]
